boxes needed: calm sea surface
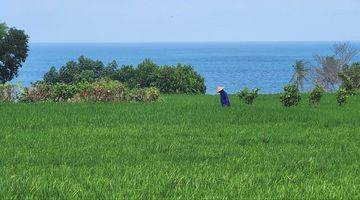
[14,42,360,94]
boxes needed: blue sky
[1,0,360,42]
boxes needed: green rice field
[0,94,359,199]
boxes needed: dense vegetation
[43,57,206,94]
[1,94,359,199]
[0,79,160,103]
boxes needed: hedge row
[42,57,206,94]
[0,79,160,103]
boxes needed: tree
[43,66,59,84]
[290,59,309,91]
[310,43,358,92]
[136,59,158,88]
[0,25,29,84]
[114,65,137,87]
[0,23,7,39]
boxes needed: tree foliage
[0,25,29,84]
[338,73,356,95]
[280,84,301,107]
[336,87,348,106]
[0,23,7,39]
[309,85,324,106]
[342,62,360,90]
[237,87,260,105]
[42,57,206,94]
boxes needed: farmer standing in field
[217,86,230,107]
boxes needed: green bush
[125,87,160,102]
[43,56,113,84]
[309,85,325,106]
[75,70,95,83]
[336,87,348,106]
[144,87,161,102]
[91,78,127,102]
[339,73,356,95]
[135,59,159,88]
[237,87,259,105]
[50,83,80,102]
[0,84,16,102]
[115,62,206,94]
[20,84,52,102]
[115,65,137,88]
[127,88,146,102]
[42,57,206,94]
[3,79,160,103]
[280,84,301,107]
[72,79,150,103]
[43,66,59,84]
[342,62,360,89]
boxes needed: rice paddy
[0,94,359,199]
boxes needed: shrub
[0,84,16,102]
[135,59,159,88]
[237,87,259,105]
[115,65,137,88]
[336,87,348,106]
[20,84,52,102]
[173,64,206,94]
[71,79,127,102]
[75,70,95,83]
[339,73,357,95]
[125,87,160,102]
[6,78,160,103]
[70,83,92,102]
[280,84,301,107]
[127,88,146,102]
[50,83,80,102]
[92,79,127,102]
[144,87,160,102]
[309,85,325,106]
[42,57,206,94]
[342,62,360,89]
[116,63,206,94]
[44,56,109,84]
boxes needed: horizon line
[29,40,360,44]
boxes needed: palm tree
[290,59,309,91]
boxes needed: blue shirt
[219,90,230,106]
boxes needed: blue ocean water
[15,42,360,94]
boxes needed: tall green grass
[0,94,359,199]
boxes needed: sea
[14,42,360,94]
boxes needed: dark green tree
[43,66,59,84]
[0,23,7,39]
[102,60,118,79]
[58,61,79,84]
[114,65,137,87]
[136,59,158,88]
[0,24,29,84]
